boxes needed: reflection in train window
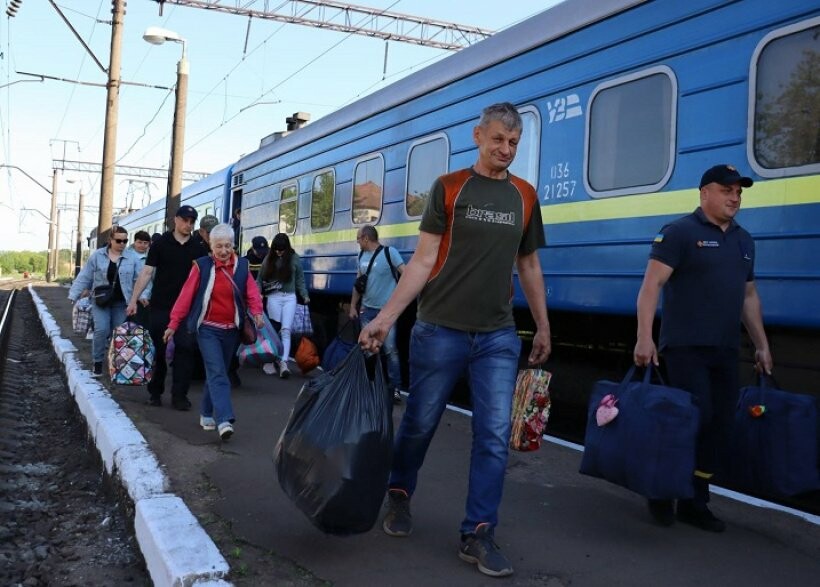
[508,107,540,188]
[311,170,335,231]
[406,136,448,217]
[279,183,298,234]
[587,68,675,196]
[753,23,820,172]
[352,156,384,225]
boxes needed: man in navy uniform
[634,164,773,532]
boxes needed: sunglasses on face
[113,238,128,244]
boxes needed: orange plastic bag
[295,336,320,374]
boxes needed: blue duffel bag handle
[619,363,668,391]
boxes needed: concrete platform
[34,284,820,586]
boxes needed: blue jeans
[90,301,127,363]
[197,325,240,425]
[389,320,521,534]
[360,306,402,390]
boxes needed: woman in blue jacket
[69,226,145,376]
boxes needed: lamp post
[143,26,188,232]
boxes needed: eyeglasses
[113,238,128,244]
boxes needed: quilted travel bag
[108,321,155,385]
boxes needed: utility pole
[55,209,62,279]
[166,44,188,230]
[75,189,85,277]
[99,0,126,243]
[46,171,59,283]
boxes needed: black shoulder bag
[93,258,121,307]
[354,245,383,295]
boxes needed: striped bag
[237,314,283,366]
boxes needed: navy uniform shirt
[650,207,755,350]
[145,231,209,311]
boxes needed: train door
[230,187,243,250]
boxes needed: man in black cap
[634,164,773,532]
[127,204,209,410]
[245,235,269,280]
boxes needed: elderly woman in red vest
[164,223,264,441]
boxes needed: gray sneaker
[382,489,412,537]
[458,524,514,577]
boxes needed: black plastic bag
[274,346,393,534]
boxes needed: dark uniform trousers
[663,346,739,505]
[147,306,197,400]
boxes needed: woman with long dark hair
[257,233,310,378]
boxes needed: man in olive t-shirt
[359,102,551,578]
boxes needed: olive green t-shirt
[417,168,545,332]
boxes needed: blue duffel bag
[727,375,820,497]
[321,319,359,372]
[579,365,700,500]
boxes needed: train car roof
[234,0,646,174]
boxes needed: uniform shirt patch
[653,233,664,243]
[696,240,720,248]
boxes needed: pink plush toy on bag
[596,394,619,426]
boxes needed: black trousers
[147,307,196,400]
[663,346,739,504]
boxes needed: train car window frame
[405,133,450,218]
[351,153,385,225]
[507,105,541,189]
[584,65,677,198]
[748,16,820,178]
[279,182,299,235]
[310,168,336,232]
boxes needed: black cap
[175,205,198,220]
[699,165,753,189]
[251,236,269,251]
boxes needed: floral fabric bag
[509,368,552,452]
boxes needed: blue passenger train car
[117,0,820,384]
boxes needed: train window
[352,155,384,225]
[750,20,820,175]
[279,183,298,234]
[508,107,540,187]
[311,170,335,231]
[586,67,676,197]
[406,135,449,217]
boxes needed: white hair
[209,223,234,244]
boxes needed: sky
[0,0,556,252]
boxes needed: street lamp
[143,26,188,232]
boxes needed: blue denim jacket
[68,246,146,303]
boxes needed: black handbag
[92,284,115,307]
[221,267,257,345]
[93,257,122,307]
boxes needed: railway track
[0,287,149,585]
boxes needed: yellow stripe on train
[289,176,820,247]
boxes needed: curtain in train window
[352,157,384,224]
[754,25,820,169]
[406,137,448,217]
[311,170,335,231]
[508,109,540,187]
[588,72,673,192]
[279,184,298,235]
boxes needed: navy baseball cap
[699,164,753,189]
[175,205,198,220]
[251,236,269,251]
